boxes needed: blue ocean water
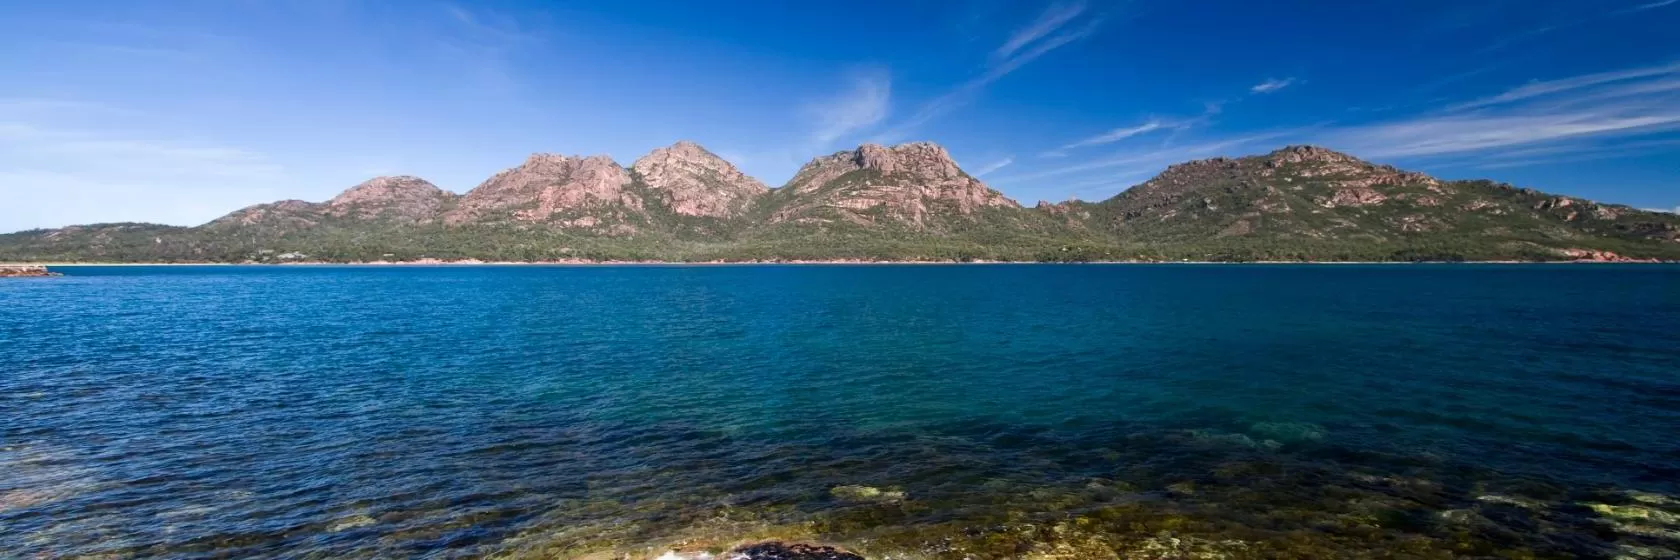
[2,264,1678,559]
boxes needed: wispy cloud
[993,2,1087,62]
[1329,63,1680,158]
[1331,113,1680,159]
[0,101,287,230]
[807,70,892,145]
[1613,0,1679,15]
[994,128,1312,184]
[1058,120,1168,151]
[434,4,545,94]
[1250,77,1297,94]
[1044,100,1234,158]
[1479,1,1675,52]
[0,102,280,180]
[1458,137,1680,169]
[993,61,1680,203]
[443,4,540,44]
[1477,25,1558,53]
[971,156,1015,177]
[873,2,1104,142]
[1449,60,1680,111]
[1055,171,1162,196]
[42,40,197,59]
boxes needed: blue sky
[1,0,1677,231]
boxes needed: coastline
[5,258,1674,267]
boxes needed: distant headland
[2,143,1677,264]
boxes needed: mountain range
[3,142,1677,263]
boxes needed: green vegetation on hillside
[4,146,1677,263]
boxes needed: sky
[1,0,1678,231]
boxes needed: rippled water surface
[3,264,1679,559]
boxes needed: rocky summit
[3,142,1678,263]
[632,141,768,219]
[446,153,640,233]
[325,176,456,223]
[763,143,1017,229]
[1050,145,1680,261]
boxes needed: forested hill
[3,143,1677,263]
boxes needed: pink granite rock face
[205,200,325,229]
[769,142,1019,228]
[631,141,768,218]
[325,176,456,223]
[0,265,57,277]
[1557,248,1657,262]
[446,154,637,226]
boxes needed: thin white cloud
[1045,101,1233,157]
[442,4,539,44]
[1450,60,1680,111]
[993,1,1087,61]
[1250,77,1297,94]
[872,3,1105,142]
[1060,120,1166,150]
[994,128,1312,184]
[1325,63,1680,159]
[808,70,892,145]
[0,123,280,180]
[0,104,288,230]
[993,62,1680,204]
[434,4,545,95]
[1057,171,1160,195]
[1477,25,1558,53]
[1333,113,1680,158]
[1482,1,1676,52]
[1457,137,1680,169]
[42,40,196,59]
[1614,0,1679,15]
[971,156,1015,177]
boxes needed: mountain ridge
[4,142,1677,263]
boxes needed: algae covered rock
[728,541,865,560]
[829,485,905,504]
[1248,421,1328,443]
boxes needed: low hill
[4,144,1676,263]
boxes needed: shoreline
[5,259,1674,267]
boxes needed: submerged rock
[829,485,905,503]
[654,542,865,560]
[1249,421,1328,443]
[328,514,377,532]
[1475,494,1549,510]
[1589,503,1680,525]
[728,542,865,560]
[1626,491,1680,506]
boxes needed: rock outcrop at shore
[0,265,58,277]
[1557,248,1661,263]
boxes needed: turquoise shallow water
[2,264,1679,558]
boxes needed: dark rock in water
[730,542,865,560]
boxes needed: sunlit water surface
[2,265,1678,559]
